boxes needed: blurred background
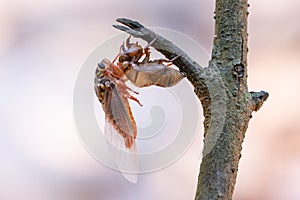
[1,0,300,199]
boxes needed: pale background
[1,0,300,200]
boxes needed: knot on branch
[250,91,269,112]
[233,63,245,79]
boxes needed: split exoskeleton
[94,35,184,182]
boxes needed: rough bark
[113,0,268,197]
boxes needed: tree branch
[195,0,268,199]
[113,10,268,199]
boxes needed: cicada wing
[102,82,139,183]
[125,63,184,88]
[104,121,138,183]
[103,83,137,141]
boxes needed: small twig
[250,91,269,112]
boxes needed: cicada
[94,36,184,182]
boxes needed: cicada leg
[152,55,181,65]
[144,34,157,49]
[121,42,126,54]
[140,36,158,64]
[125,84,139,95]
[115,78,140,95]
[141,47,151,64]
[126,95,142,107]
[125,35,132,48]
[112,52,121,64]
[118,36,131,57]
[115,79,142,106]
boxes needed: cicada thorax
[94,58,125,103]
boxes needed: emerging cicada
[94,36,184,182]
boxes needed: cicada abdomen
[123,61,184,88]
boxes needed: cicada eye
[98,61,105,69]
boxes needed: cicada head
[99,58,111,69]
[95,58,114,103]
[95,59,110,78]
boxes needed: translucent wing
[104,121,138,183]
[102,82,139,183]
[103,82,137,144]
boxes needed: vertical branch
[195,0,250,199]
